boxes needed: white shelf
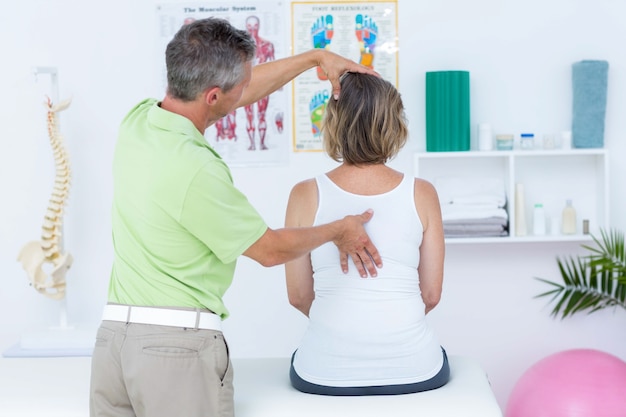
[444,234,594,245]
[414,148,609,244]
[415,148,607,159]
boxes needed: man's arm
[236,49,378,108]
[243,211,381,278]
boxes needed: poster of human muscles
[290,0,398,152]
[156,3,289,166]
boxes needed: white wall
[1,0,625,410]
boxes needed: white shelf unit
[413,149,609,244]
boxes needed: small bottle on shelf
[496,134,514,150]
[561,199,577,234]
[520,133,535,150]
[478,123,493,151]
[533,203,546,235]
[560,131,572,149]
[583,219,590,235]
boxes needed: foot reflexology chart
[291,0,398,151]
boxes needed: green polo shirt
[107,99,267,319]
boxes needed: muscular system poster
[157,3,289,166]
[291,0,398,152]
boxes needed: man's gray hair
[165,17,256,101]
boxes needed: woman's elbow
[288,293,313,316]
[423,292,441,312]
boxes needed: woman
[284,73,449,396]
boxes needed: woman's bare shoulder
[286,178,319,227]
[412,177,442,228]
[413,177,438,198]
[289,178,318,201]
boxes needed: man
[90,17,380,417]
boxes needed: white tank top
[292,174,444,387]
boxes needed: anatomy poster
[156,3,289,166]
[291,0,398,152]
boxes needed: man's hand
[333,209,382,278]
[316,50,379,100]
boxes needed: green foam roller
[425,71,470,152]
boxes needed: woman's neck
[325,163,404,195]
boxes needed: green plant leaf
[535,228,626,319]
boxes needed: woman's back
[286,73,448,395]
[292,172,444,387]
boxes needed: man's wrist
[329,217,346,247]
[307,48,325,68]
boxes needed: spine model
[17,97,73,300]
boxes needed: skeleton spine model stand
[17,86,73,302]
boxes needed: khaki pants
[90,320,233,417]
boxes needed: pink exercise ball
[506,349,626,417]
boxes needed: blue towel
[572,60,609,148]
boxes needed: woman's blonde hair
[322,73,408,164]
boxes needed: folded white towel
[451,195,504,207]
[443,217,508,227]
[441,204,508,221]
[435,176,506,208]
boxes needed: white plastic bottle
[562,199,577,234]
[478,123,493,151]
[533,203,546,235]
